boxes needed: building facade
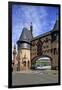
[31,18,59,70]
[12,18,59,71]
[16,23,33,70]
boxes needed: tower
[17,27,33,70]
[30,22,33,37]
[12,45,18,71]
[13,45,17,64]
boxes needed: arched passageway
[31,56,52,70]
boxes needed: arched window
[54,48,57,55]
[23,61,26,66]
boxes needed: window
[46,45,48,48]
[43,46,45,48]
[37,39,43,56]
[23,61,26,66]
[51,49,52,53]
[45,38,48,42]
[51,32,57,42]
[47,50,49,53]
[32,42,35,46]
[54,48,57,55]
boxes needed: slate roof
[31,31,51,41]
[17,18,59,44]
[17,27,33,43]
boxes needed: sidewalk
[12,70,58,75]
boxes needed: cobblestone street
[12,70,58,86]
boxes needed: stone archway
[31,55,52,70]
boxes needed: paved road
[12,70,58,86]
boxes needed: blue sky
[12,5,59,48]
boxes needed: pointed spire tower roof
[18,27,33,43]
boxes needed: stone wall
[31,34,59,70]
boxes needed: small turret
[30,22,33,36]
[13,45,16,55]
[13,45,17,64]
